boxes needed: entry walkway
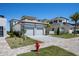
[0,38,15,56]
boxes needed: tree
[57,27,60,35]
[9,19,18,33]
[42,19,52,35]
[21,25,26,40]
[70,12,79,35]
[45,23,52,35]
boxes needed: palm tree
[70,12,79,35]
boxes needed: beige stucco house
[10,18,47,36]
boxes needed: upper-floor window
[59,20,62,22]
[53,20,57,23]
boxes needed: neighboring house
[10,18,47,36]
[0,15,7,39]
[76,23,79,31]
[67,23,79,34]
[49,17,74,34]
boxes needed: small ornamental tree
[57,27,60,35]
[46,23,52,35]
[21,26,26,41]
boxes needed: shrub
[9,33,15,37]
[57,27,60,35]
[8,31,22,37]
[13,31,21,37]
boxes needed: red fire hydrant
[35,40,40,52]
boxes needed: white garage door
[35,29,43,35]
[25,29,33,36]
[24,28,44,36]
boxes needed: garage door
[35,28,43,35]
[25,29,33,36]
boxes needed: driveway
[28,35,79,55]
[27,35,67,42]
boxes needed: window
[54,20,57,23]
[23,23,35,29]
[36,24,44,28]
[0,26,3,37]
[59,20,62,22]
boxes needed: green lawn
[50,34,79,39]
[6,37,37,49]
[17,46,76,56]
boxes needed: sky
[0,3,79,31]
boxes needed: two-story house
[49,17,74,34]
[10,17,47,36]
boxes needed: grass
[50,33,79,39]
[17,46,76,56]
[6,36,37,49]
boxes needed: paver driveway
[0,35,79,56]
[28,35,79,55]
